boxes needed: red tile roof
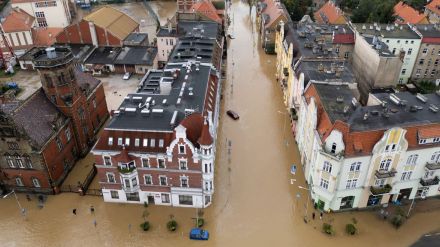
[333,33,355,44]
[261,0,287,28]
[314,1,346,24]
[32,28,63,46]
[180,113,204,145]
[2,8,34,33]
[113,145,134,164]
[190,0,222,24]
[393,1,429,24]
[418,126,440,139]
[198,119,213,145]
[426,0,440,16]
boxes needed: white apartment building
[296,82,440,211]
[12,0,72,28]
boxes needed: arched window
[15,177,24,186]
[31,177,41,188]
[23,154,32,168]
[14,154,24,168]
[4,153,14,168]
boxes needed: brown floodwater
[1,1,440,246]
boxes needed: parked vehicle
[226,110,239,120]
[123,72,132,80]
[189,228,209,240]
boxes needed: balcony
[118,166,136,174]
[370,184,392,195]
[375,169,397,179]
[426,162,440,170]
[420,176,440,187]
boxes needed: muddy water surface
[1,1,440,246]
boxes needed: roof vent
[363,112,369,120]
[371,110,379,116]
[416,93,428,103]
[162,99,168,105]
[46,47,56,59]
[362,25,366,30]
[336,96,344,103]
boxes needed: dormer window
[108,137,113,146]
[331,143,337,154]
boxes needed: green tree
[351,0,397,23]
[283,0,312,22]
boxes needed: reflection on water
[1,1,439,246]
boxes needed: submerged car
[226,110,239,120]
[123,72,132,80]
[189,228,209,240]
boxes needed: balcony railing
[420,176,440,187]
[118,166,136,174]
[123,185,140,193]
[375,169,397,179]
[370,184,392,195]
[426,162,440,170]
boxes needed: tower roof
[198,118,213,145]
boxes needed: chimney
[46,47,56,59]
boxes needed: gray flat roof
[314,83,440,132]
[106,63,213,131]
[169,38,216,64]
[85,46,121,64]
[298,60,355,84]
[353,23,420,39]
[414,24,440,38]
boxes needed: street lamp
[3,190,26,219]
[298,185,311,222]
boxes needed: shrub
[143,201,148,208]
[197,218,205,228]
[345,223,357,235]
[391,215,404,229]
[322,223,335,235]
[140,221,150,231]
[167,220,178,231]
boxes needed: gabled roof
[32,28,63,46]
[261,0,287,28]
[190,0,222,24]
[314,1,346,25]
[83,6,139,41]
[426,0,440,16]
[393,1,429,24]
[2,8,34,33]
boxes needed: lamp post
[3,190,26,219]
[298,185,311,222]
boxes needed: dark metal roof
[84,46,121,64]
[114,46,157,66]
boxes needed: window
[204,163,208,173]
[63,128,71,143]
[407,48,412,55]
[423,48,428,54]
[108,137,113,146]
[134,138,140,147]
[35,11,45,18]
[159,139,164,148]
[346,179,357,189]
[150,139,155,147]
[179,160,187,170]
[419,59,425,65]
[143,139,148,147]
[375,178,385,187]
[335,47,340,53]
[78,107,85,120]
[401,171,412,181]
[15,177,23,187]
[330,143,337,154]
[346,179,352,189]
[6,155,15,168]
[161,193,170,203]
[386,40,389,43]
[399,78,403,84]
[111,191,119,199]
[107,173,116,183]
[411,40,414,44]
[178,195,193,205]
[406,154,418,165]
[392,48,396,54]
[15,155,24,168]
[159,176,167,186]
[56,137,63,151]
[344,52,349,59]
[405,40,408,44]
[118,138,123,146]
[351,179,357,188]
[158,158,165,168]
[349,162,361,172]
[431,152,440,163]
[435,59,439,66]
[379,158,392,171]
[144,175,152,185]
[320,178,329,190]
[419,138,427,144]
[124,179,130,188]
[322,161,332,173]
[179,145,185,154]
[401,69,406,75]
[125,138,130,146]
[24,155,32,168]
[132,178,137,187]
[181,176,188,187]
[397,40,400,44]
[32,177,41,188]
[103,156,112,166]
[431,69,436,76]
[142,158,149,168]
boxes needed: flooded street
[1,1,440,246]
